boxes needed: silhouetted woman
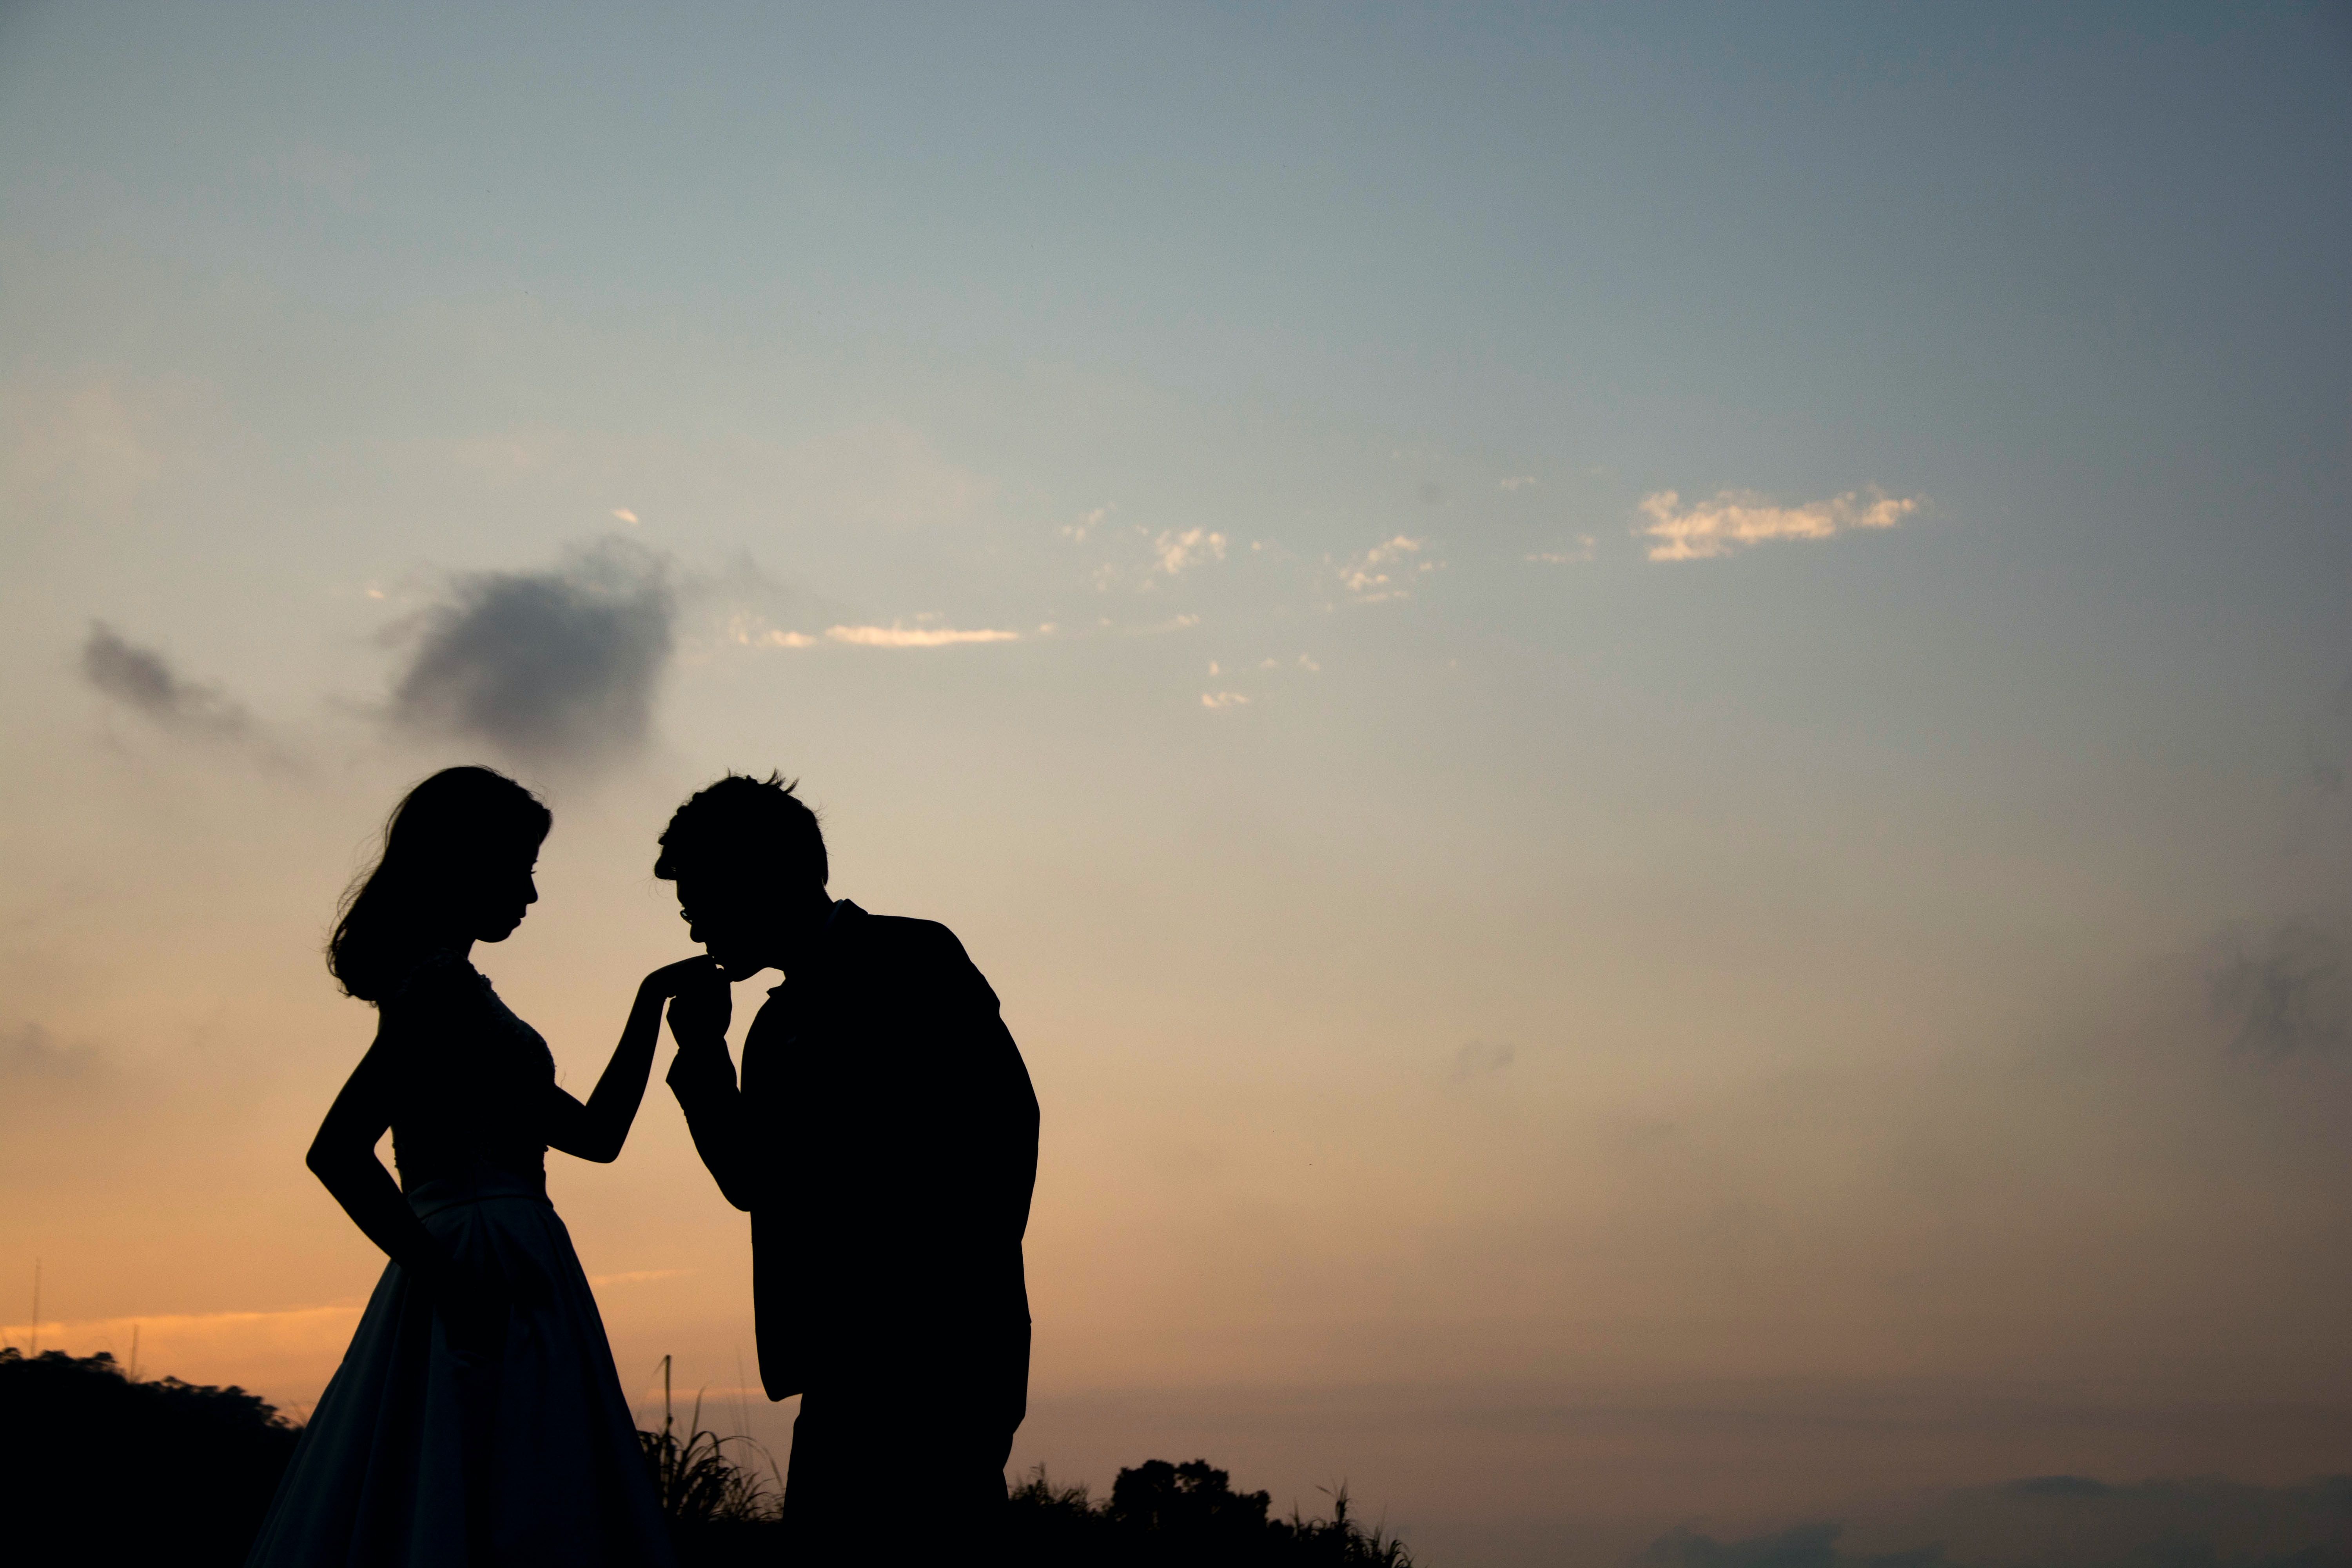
[247,766,702,1567]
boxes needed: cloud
[1449,1040,1517,1083]
[1639,1475,2352,1568]
[1499,475,1539,492]
[1,1024,100,1083]
[587,1269,690,1287]
[1200,691,1249,710]
[1634,1521,1872,1568]
[822,624,1020,648]
[611,508,639,525]
[2209,918,2349,1057]
[1065,505,1111,543]
[0,1303,364,1403]
[1154,527,1229,575]
[389,538,674,769]
[1528,535,1598,565]
[80,623,254,742]
[1339,535,1432,602]
[1638,488,1920,562]
[2306,671,2352,795]
[730,621,818,648]
[0,1025,110,1134]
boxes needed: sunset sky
[3,5,2348,1564]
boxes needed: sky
[2,3,2349,1563]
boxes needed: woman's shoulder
[379,949,490,1018]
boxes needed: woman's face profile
[463,846,541,944]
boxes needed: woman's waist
[397,1152,549,1216]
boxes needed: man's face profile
[674,871,762,979]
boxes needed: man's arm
[663,973,765,1212]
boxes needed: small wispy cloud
[611,508,639,525]
[2,1023,101,1084]
[1638,488,1919,562]
[1498,475,1538,492]
[1339,535,1433,602]
[1201,691,1249,710]
[1449,1040,1517,1083]
[1128,613,1201,636]
[81,623,255,742]
[2209,918,2348,1058]
[1528,535,1597,565]
[1154,527,1228,575]
[1065,505,1111,543]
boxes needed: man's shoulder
[844,907,971,966]
[835,906,997,1008]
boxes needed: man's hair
[654,771,828,887]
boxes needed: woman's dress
[245,955,675,1568]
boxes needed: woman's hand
[639,955,723,1001]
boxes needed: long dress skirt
[245,1176,676,1568]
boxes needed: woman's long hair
[328,766,551,1004]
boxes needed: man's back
[683,901,1038,1410]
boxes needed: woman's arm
[543,958,722,1164]
[305,1040,455,1288]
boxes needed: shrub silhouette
[1005,1458,1416,1567]
[0,1345,1418,1565]
[0,1345,301,1568]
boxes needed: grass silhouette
[0,1344,1417,1565]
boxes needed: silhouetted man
[652,773,1038,1563]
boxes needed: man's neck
[768,891,839,978]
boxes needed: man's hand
[664,961,733,1051]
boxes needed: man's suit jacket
[667,900,1039,1430]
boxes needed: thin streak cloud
[1639,488,1919,561]
[822,624,1020,648]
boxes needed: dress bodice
[379,952,556,1193]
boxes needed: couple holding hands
[245,766,1039,1567]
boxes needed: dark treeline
[1,1348,1416,1566]
[0,1346,301,1566]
